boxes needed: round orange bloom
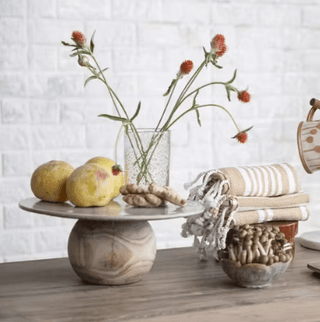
[236,132,248,144]
[180,60,194,75]
[211,34,225,46]
[211,34,227,57]
[238,90,251,103]
[72,31,86,46]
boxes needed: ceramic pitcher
[297,98,320,174]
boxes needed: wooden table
[1,239,320,322]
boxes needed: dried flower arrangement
[62,31,252,184]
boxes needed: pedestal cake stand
[19,198,204,285]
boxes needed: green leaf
[212,61,223,69]
[231,126,254,139]
[71,38,82,48]
[76,50,89,55]
[227,69,237,84]
[243,125,254,133]
[163,79,176,96]
[226,87,231,101]
[195,108,201,127]
[97,68,109,76]
[70,50,89,57]
[98,114,128,122]
[124,124,130,136]
[130,101,141,122]
[203,47,210,64]
[90,30,96,53]
[61,41,76,47]
[202,46,208,55]
[84,76,97,87]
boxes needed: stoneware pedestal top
[19,197,204,221]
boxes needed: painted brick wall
[0,0,319,263]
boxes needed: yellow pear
[66,163,114,207]
[85,156,124,199]
[31,160,74,202]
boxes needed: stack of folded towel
[181,163,310,260]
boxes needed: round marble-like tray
[19,197,204,221]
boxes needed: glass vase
[124,128,170,187]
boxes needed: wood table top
[1,238,320,322]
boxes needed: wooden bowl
[220,259,291,288]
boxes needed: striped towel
[185,163,307,215]
[207,163,301,197]
[236,192,310,209]
[183,163,310,254]
[233,205,310,226]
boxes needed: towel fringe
[183,170,238,260]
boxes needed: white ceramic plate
[300,231,320,251]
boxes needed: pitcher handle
[307,98,320,121]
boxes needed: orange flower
[238,90,251,103]
[211,34,225,47]
[72,31,86,46]
[235,131,248,144]
[211,34,227,58]
[232,126,253,144]
[180,60,194,75]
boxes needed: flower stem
[108,87,130,119]
[114,124,123,164]
[167,103,241,132]
[161,61,206,131]
[90,55,122,118]
[89,55,148,175]
[155,80,178,131]
[178,81,226,106]
[175,61,205,106]
[137,131,166,184]
[89,55,150,179]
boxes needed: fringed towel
[233,205,310,226]
[185,163,301,202]
[236,192,309,209]
[216,163,300,197]
[181,163,310,260]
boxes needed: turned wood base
[19,197,204,286]
[68,219,157,285]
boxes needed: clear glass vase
[124,128,170,187]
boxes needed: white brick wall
[0,0,320,263]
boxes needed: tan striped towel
[233,205,310,226]
[183,163,310,256]
[185,163,308,215]
[236,192,310,209]
[208,163,301,197]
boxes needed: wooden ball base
[68,220,157,285]
[19,197,204,286]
